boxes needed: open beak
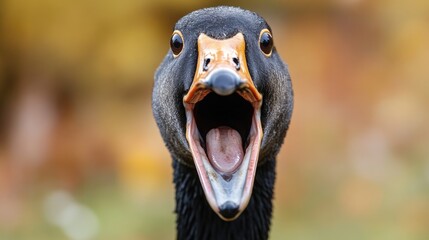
[183,33,263,221]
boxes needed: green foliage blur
[1,0,429,239]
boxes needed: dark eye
[259,30,273,56]
[170,31,184,57]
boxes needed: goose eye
[170,31,184,57]
[259,30,273,56]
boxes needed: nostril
[232,57,240,70]
[203,58,211,71]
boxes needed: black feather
[173,159,276,240]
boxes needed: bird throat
[173,158,276,240]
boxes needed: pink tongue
[206,126,244,174]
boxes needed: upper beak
[184,33,261,104]
[183,33,263,220]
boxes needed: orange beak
[183,33,263,220]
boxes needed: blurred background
[0,0,428,239]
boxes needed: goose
[152,6,293,239]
